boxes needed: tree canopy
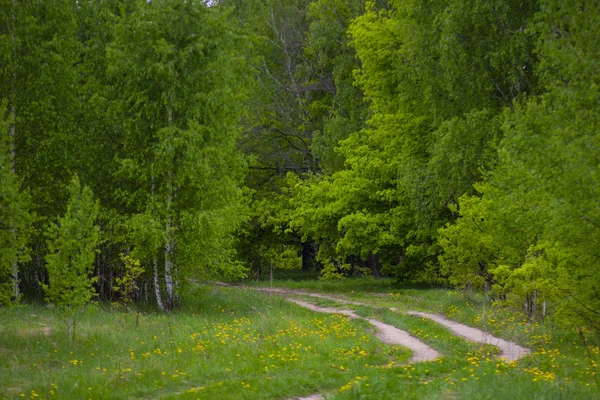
[1,0,598,329]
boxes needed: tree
[108,0,248,310]
[226,0,371,277]
[0,105,30,305]
[0,0,81,298]
[439,0,600,328]
[44,176,100,340]
[114,254,144,314]
[291,0,537,280]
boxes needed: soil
[288,298,440,362]
[289,395,324,400]
[405,311,530,361]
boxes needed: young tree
[44,176,100,340]
[114,254,144,314]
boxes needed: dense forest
[1,0,598,329]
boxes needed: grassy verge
[0,285,406,400]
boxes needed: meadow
[1,279,599,399]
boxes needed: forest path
[405,310,530,362]
[288,298,440,362]
[216,283,531,400]
[246,285,530,362]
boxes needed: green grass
[0,286,406,399]
[2,279,599,399]
[259,277,600,399]
[245,274,398,292]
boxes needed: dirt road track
[216,283,531,400]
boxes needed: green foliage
[0,0,598,330]
[342,0,537,277]
[277,0,535,281]
[0,0,82,300]
[492,242,574,321]
[440,0,600,329]
[0,105,31,305]
[317,260,354,281]
[114,254,144,313]
[228,0,372,278]
[107,0,250,305]
[0,0,80,214]
[263,246,302,271]
[438,194,498,291]
[43,176,99,338]
[306,0,368,174]
[126,212,164,263]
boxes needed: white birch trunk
[164,212,174,310]
[151,173,165,311]
[270,9,304,110]
[163,106,174,310]
[543,300,547,318]
[153,255,164,311]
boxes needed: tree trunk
[153,255,165,311]
[10,226,19,300]
[367,254,382,279]
[543,300,547,318]
[150,171,166,311]
[163,106,175,311]
[301,241,316,271]
[478,261,495,305]
[164,214,174,311]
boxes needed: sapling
[114,254,144,325]
[43,176,99,341]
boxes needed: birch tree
[0,0,79,297]
[0,106,30,305]
[108,0,248,310]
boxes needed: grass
[244,273,399,292]
[252,276,600,399]
[1,277,599,399]
[0,285,405,399]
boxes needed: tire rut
[215,283,531,400]
[405,311,530,361]
[249,286,530,362]
[289,299,440,363]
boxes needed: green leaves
[438,0,600,327]
[0,105,31,305]
[1,0,598,327]
[44,176,99,338]
[114,254,144,312]
[108,0,249,304]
